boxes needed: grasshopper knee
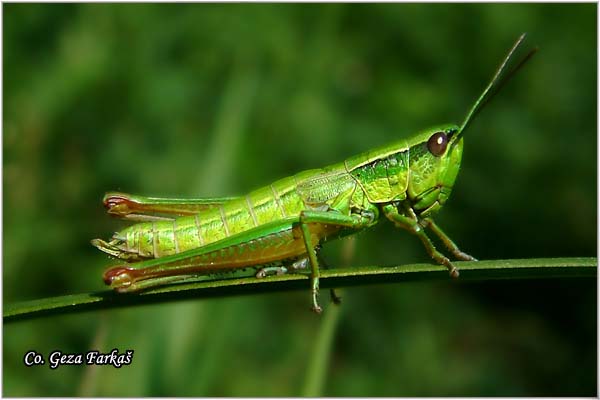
[103,266,136,291]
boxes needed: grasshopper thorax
[347,35,537,218]
[346,123,463,218]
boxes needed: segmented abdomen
[115,176,307,260]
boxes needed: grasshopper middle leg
[298,209,376,313]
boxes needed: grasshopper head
[405,34,537,218]
[406,124,463,217]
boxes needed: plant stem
[4,257,596,323]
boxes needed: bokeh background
[4,3,596,396]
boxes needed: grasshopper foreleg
[382,203,459,278]
[421,218,477,262]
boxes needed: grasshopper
[92,34,536,313]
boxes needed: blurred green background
[4,3,596,396]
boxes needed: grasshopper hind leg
[255,265,289,278]
[254,251,342,305]
[103,265,207,292]
[255,257,310,278]
[91,238,143,262]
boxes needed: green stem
[301,300,342,396]
[4,257,596,323]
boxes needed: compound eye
[427,131,448,157]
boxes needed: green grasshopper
[92,34,536,313]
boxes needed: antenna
[458,33,538,136]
